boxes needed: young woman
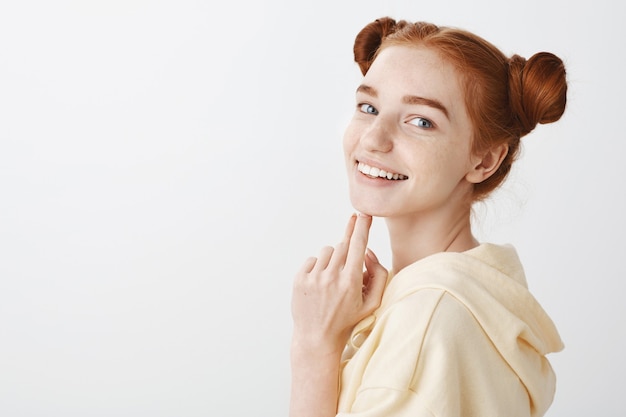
[290,17,567,417]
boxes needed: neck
[384,205,478,273]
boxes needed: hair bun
[508,52,567,137]
[354,17,405,75]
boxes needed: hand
[291,213,388,353]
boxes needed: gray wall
[0,0,622,415]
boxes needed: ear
[465,143,509,184]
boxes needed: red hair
[353,17,567,200]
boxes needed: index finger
[341,213,358,244]
[344,213,372,273]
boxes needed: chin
[349,196,392,218]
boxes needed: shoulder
[377,288,480,343]
[354,288,479,366]
[341,290,494,410]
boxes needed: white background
[0,0,623,416]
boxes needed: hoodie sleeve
[337,288,446,417]
[338,289,536,417]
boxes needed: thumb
[363,248,388,310]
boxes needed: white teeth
[357,162,407,180]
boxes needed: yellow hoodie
[337,243,563,417]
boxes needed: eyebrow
[356,84,450,119]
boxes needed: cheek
[404,142,467,184]
[437,149,475,184]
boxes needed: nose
[360,117,393,153]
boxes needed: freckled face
[343,45,476,219]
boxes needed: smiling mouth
[357,161,408,180]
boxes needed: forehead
[363,45,466,113]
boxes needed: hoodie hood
[347,243,563,416]
[382,243,563,353]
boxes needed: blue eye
[359,103,378,115]
[409,117,433,129]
